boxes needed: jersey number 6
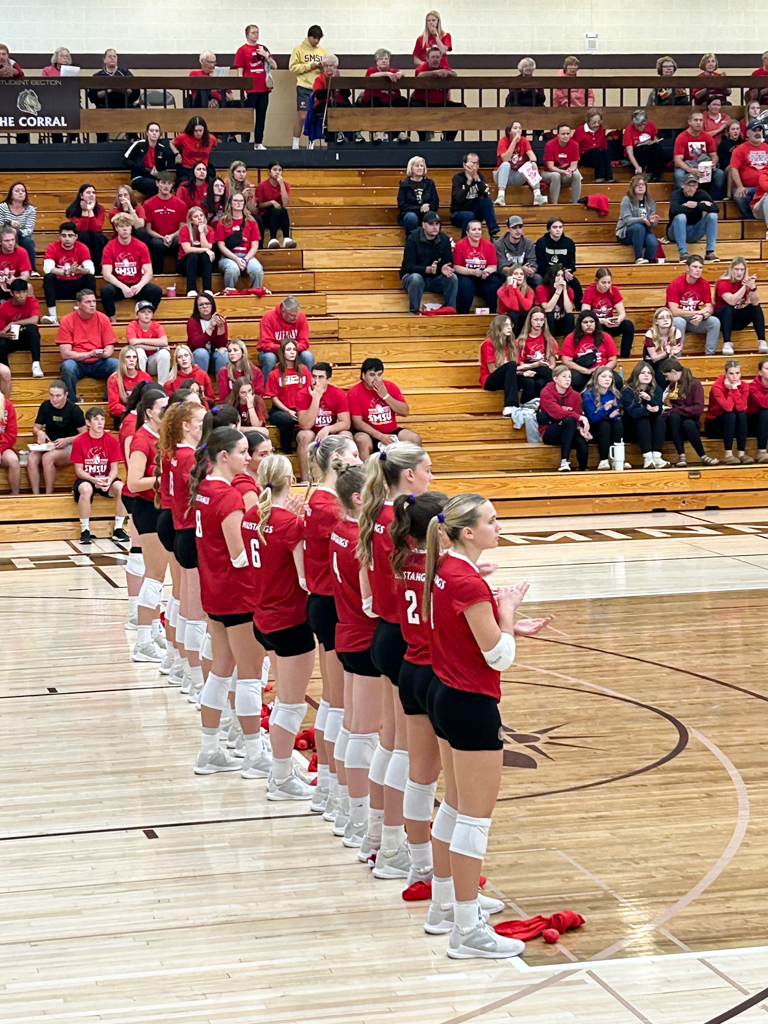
[250,537,261,568]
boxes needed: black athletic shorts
[131,496,160,535]
[72,479,112,502]
[338,647,382,678]
[370,617,407,687]
[306,592,338,651]
[398,659,437,717]
[253,619,316,658]
[173,527,198,569]
[427,678,503,751]
[157,508,175,553]
[209,611,254,628]
[122,494,134,515]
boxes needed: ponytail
[333,458,367,515]
[187,425,243,513]
[256,453,293,542]
[308,434,357,482]
[390,491,448,577]
[155,400,206,509]
[423,492,488,620]
[357,441,428,568]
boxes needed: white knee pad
[176,615,187,646]
[324,706,344,744]
[166,595,179,628]
[271,701,308,736]
[137,576,164,611]
[384,748,409,793]
[200,672,231,713]
[449,814,492,860]
[201,631,212,661]
[334,726,350,762]
[368,743,393,786]
[125,551,145,577]
[184,619,207,654]
[344,732,378,769]
[403,779,438,822]
[234,678,262,717]
[228,672,238,693]
[431,800,459,844]
[315,698,330,733]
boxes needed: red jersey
[242,506,307,632]
[413,59,453,104]
[362,66,402,104]
[214,218,261,257]
[0,295,39,329]
[231,472,260,500]
[124,424,159,502]
[265,365,311,409]
[560,333,617,365]
[254,178,291,208]
[330,517,378,652]
[729,142,768,187]
[495,136,534,170]
[158,451,173,510]
[673,129,716,163]
[666,274,712,313]
[453,237,497,272]
[429,550,502,700]
[305,486,340,596]
[543,137,580,170]
[107,369,152,417]
[172,131,218,167]
[714,277,751,312]
[395,550,431,667]
[582,283,624,318]
[622,121,658,150]
[368,502,399,623]
[102,237,151,286]
[119,411,136,464]
[347,380,405,435]
[142,195,187,236]
[0,246,31,288]
[164,366,215,405]
[413,32,452,62]
[234,43,273,93]
[258,304,310,353]
[195,477,254,616]
[70,431,122,478]
[43,240,92,279]
[295,383,349,433]
[169,444,196,529]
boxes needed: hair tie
[265,482,273,490]
[379,451,387,462]
[200,443,207,451]
[406,494,416,505]
[437,512,445,524]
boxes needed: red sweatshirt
[538,382,582,437]
[748,376,768,415]
[164,366,215,405]
[0,399,17,454]
[186,316,229,352]
[706,375,749,419]
[69,210,106,233]
[107,370,152,418]
[258,304,310,354]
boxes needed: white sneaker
[341,819,366,848]
[643,454,655,469]
[494,191,506,206]
[447,921,525,960]
[597,459,611,471]
[310,787,329,813]
[187,680,203,704]
[241,752,272,779]
[159,649,174,675]
[292,138,300,150]
[283,237,297,248]
[194,748,241,775]
[186,290,198,297]
[180,669,193,694]
[478,892,505,915]
[332,807,351,836]
[558,459,571,472]
[533,192,549,205]
[31,361,44,378]
[267,238,281,249]
[30,270,41,278]
[168,662,184,686]
[424,903,490,935]
[125,611,138,631]
[372,843,411,879]
[152,622,167,648]
[40,314,59,326]
[267,766,314,800]
[722,342,735,355]
[132,641,163,663]
[322,794,338,822]
[652,456,670,469]
[307,140,315,150]
[230,733,246,758]
[634,257,650,265]
[502,406,515,417]
[254,143,267,150]
[225,718,242,749]
[357,833,381,862]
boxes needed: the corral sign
[0,79,80,130]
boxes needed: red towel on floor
[585,194,610,216]
[216,286,272,297]
[402,876,487,901]
[421,305,457,316]
[494,910,585,939]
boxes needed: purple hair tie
[265,482,273,490]
[379,451,387,462]
[200,442,207,451]
[406,493,416,505]
[437,512,445,524]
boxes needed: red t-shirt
[479,338,511,388]
[188,70,227,106]
[44,240,92,279]
[124,425,159,502]
[496,284,534,318]
[107,369,152,417]
[453,237,497,272]
[169,444,196,529]
[233,43,273,93]
[305,486,340,596]
[143,146,156,172]
[582,283,624,319]
[368,502,398,622]
[622,121,658,149]
[126,319,166,347]
[254,178,291,208]
[330,517,378,652]
[413,59,453,104]
[0,398,17,455]
[70,430,122,478]
[666,274,712,313]
[347,380,405,435]
[143,195,187,236]
[412,31,452,62]
[729,142,768,188]
[179,223,215,248]
[543,138,580,170]
[109,204,147,233]
[673,129,716,163]
[172,131,218,168]
[243,506,307,632]
[195,477,255,616]
[258,304,310,353]
[102,237,151,286]
[0,295,39,329]
[395,550,431,666]
[69,210,105,233]
[429,551,502,700]
[164,365,215,405]
[560,332,618,365]
[495,135,534,171]
[534,283,575,320]
[214,218,261,257]
[265,365,311,409]
[362,66,402,104]
[295,383,349,433]
[56,310,116,361]
[518,334,559,365]
[714,277,750,312]
[0,246,31,289]
[175,182,208,212]
[572,124,607,153]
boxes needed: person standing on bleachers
[449,153,499,239]
[289,25,326,150]
[56,290,118,404]
[234,24,277,150]
[399,211,458,314]
[100,216,162,324]
[0,279,42,379]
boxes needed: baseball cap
[507,215,524,227]
[682,173,699,186]
[135,300,154,313]
[422,211,442,224]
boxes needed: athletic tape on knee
[234,678,262,717]
[334,726,350,762]
[166,595,179,628]
[344,732,378,770]
[125,551,145,577]
[384,748,410,793]
[315,698,330,733]
[184,619,207,654]
[431,800,459,845]
[271,701,308,736]
[137,576,164,611]
[201,632,212,661]
[324,706,344,744]
[449,814,492,860]
[368,743,393,787]
[200,672,231,712]
[403,780,438,822]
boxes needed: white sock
[455,898,480,933]
[114,516,125,529]
[243,732,264,760]
[80,518,89,530]
[128,596,138,617]
[350,795,369,828]
[317,763,330,790]
[328,773,338,802]
[432,875,455,910]
[137,624,152,646]
[367,806,384,839]
[272,755,292,784]
[190,664,204,690]
[47,306,56,317]
[338,784,350,814]
[381,823,406,856]
[200,726,219,755]
[409,841,433,875]
[151,617,162,636]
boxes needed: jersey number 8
[195,509,202,537]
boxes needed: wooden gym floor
[2,509,768,1023]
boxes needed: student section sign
[0,78,80,130]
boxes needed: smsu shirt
[70,430,122,478]
[233,43,273,93]
[347,380,405,435]
[0,246,31,288]
[102,237,150,286]
[304,486,340,596]
[265,365,312,409]
[194,476,255,616]
[729,142,768,188]
[330,517,378,653]
[673,129,716,163]
[622,120,658,149]
[395,549,432,666]
[295,383,349,433]
[582,283,623,319]
[242,506,307,633]
[453,237,497,272]
[560,332,618,365]
[543,137,580,170]
[495,135,534,170]
[666,274,712,313]
[44,241,92,279]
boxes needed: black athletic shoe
[80,529,92,544]
[112,527,129,542]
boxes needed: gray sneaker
[241,752,272,779]
[372,843,412,879]
[168,661,184,686]
[357,833,380,862]
[310,787,329,814]
[341,819,366,847]
[322,793,338,822]
[159,649,174,675]
[267,767,314,801]
[331,808,350,836]
[424,903,490,935]
[447,921,525,960]
[194,748,242,775]
[132,641,164,663]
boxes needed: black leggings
[666,412,705,457]
[705,411,748,451]
[483,362,519,408]
[748,408,768,448]
[245,91,270,145]
[77,230,106,273]
[602,320,635,359]
[631,142,666,180]
[717,303,766,343]
[519,366,553,404]
[268,406,297,452]
[591,417,623,460]
[261,205,291,240]
[43,273,98,309]
[624,412,666,454]
[178,251,213,294]
[542,416,589,469]
[0,325,41,364]
[545,311,575,338]
[579,148,614,181]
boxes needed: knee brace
[234,677,262,717]
[201,631,212,661]
[431,800,459,844]
[384,748,409,793]
[334,726,350,763]
[200,672,231,712]
[125,551,145,577]
[449,814,492,860]
[315,698,330,733]
[324,706,344,744]
[403,779,438,822]
[137,576,164,611]
[176,615,187,647]
[184,619,207,654]
[271,701,308,736]
[166,595,179,628]
[368,743,393,787]
[344,732,378,769]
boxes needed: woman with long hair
[412,11,452,67]
[185,293,229,375]
[0,392,20,494]
[254,161,295,248]
[164,344,215,405]
[215,193,264,291]
[514,306,558,403]
[217,339,264,403]
[705,359,754,464]
[661,358,718,467]
[496,266,534,333]
[560,310,620,392]
[582,266,635,359]
[176,161,209,212]
[714,257,767,355]
[534,265,575,339]
[478,313,519,417]
[178,206,216,297]
[621,361,668,469]
[109,184,147,237]
[266,339,311,454]
[226,160,264,235]
[171,116,218,185]
[615,174,659,264]
[748,358,768,464]
[65,184,106,272]
[581,366,625,471]
[397,156,440,237]
[0,181,37,271]
[643,307,683,385]
[224,376,267,428]
[204,177,228,226]
[123,122,172,198]
[422,492,550,958]
[493,119,548,207]
[107,344,151,424]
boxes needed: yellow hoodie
[289,38,327,90]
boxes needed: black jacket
[399,227,454,279]
[450,171,490,213]
[668,187,719,228]
[88,68,140,109]
[621,384,664,418]
[535,233,577,276]
[123,139,173,180]
[397,177,440,217]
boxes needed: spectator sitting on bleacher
[667,174,719,263]
[450,153,499,239]
[26,380,87,493]
[643,307,683,385]
[535,216,582,305]
[0,278,42,379]
[88,49,139,112]
[0,182,37,274]
[705,360,753,465]
[347,356,421,457]
[204,177,228,226]
[178,206,216,296]
[621,361,669,469]
[0,361,9,399]
[217,339,264,402]
[747,359,768,462]
[215,194,264,291]
[226,161,260,221]
[360,49,408,145]
[553,56,594,108]
[0,227,31,301]
[582,267,635,358]
[189,51,229,109]
[176,162,210,212]
[254,162,296,249]
[0,392,19,494]
[493,120,549,207]
[70,405,128,543]
[494,215,541,285]
[164,344,215,405]
[506,58,545,108]
[660,358,715,467]
[534,266,575,339]
[648,56,688,107]
[701,97,729,142]
[496,266,534,332]
[100,215,161,324]
[543,125,583,204]
[65,185,107,274]
[731,121,768,220]
[124,124,172,199]
[582,367,625,471]
[478,313,519,417]
[126,300,171,382]
[397,156,440,237]
[186,293,228,374]
[0,44,23,78]
[171,117,218,186]
[673,112,724,199]
[290,25,326,150]
[412,11,452,67]
[741,102,763,138]
[453,220,502,314]
[234,24,277,149]
[296,361,351,441]
[713,257,767,355]
[748,53,768,103]
[223,376,267,429]
[107,346,151,422]
[41,222,96,326]
[56,290,118,404]
[399,210,458,314]
[616,174,660,265]
[516,306,558,402]
[109,185,147,240]
[307,54,362,147]
[257,295,314,382]
[693,54,730,107]
[411,46,462,144]
[573,109,614,184]
[560,311,619,392]
[41,46,72,78]
[538,365,590,472]
[717,122,743,184]
[665,254,721,354]
[265,339,312,454]
[623,110,664,181]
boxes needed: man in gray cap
[399,211,458,313]
[667,173,719,262]
[494,215,541,286]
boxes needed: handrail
[31,76,252,89]
[330,73,762,91]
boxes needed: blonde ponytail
[256,453,293,542]
[422,492,488,620]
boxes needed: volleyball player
[357,442,432,878]
[190,426,269,777]
[423,493,551,959]
[154,398,184,677]
[232,428,271,509]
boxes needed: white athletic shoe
[40,314,59,326]
[131,641,164,663]
[558,459,571,472]
[152,623,167,649]
[478,892,506,915]
[652,456,670,469]
[407,865,433,886]
[267,766,314,800]
[267,238,281,249]
[283,237,297,248]
[533,192,549,205]
[341,820,366,847]
[168,662,185,686]
[424,904,490,935]
[125,611,138,631]
[241,752,272,779]
[159,649,174,675]
[597,459,611,471]
[254,143,267,150]
[31,361,44,378]
[179,669,193,695]
[310,787,329,813]
[357,833,381,862]
[759,340,768,354]
[332,808,351,836]
[502,406,515,417]
[293,762,315,784]
[261,728,272,754]
[722,342,735,356]
[322,794,338,822]
[194,748,241,775]
[447,921,525,960]
[372,843,412,879]
[187,676,204,704]
[225,718,242,749]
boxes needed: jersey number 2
[404,588,420,625]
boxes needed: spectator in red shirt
[360,48,408,144]
[171,116,218,186]
[493,120,550,207]
[142,173,188,274]
[347,357,421,458]
[215,193,264,291]
[254,162,296,249]
[412,12,452,67]
[41,222,97,324]
[553,56,595,108]
[453,220,502,313]
[57,290,118,403]
[176,162,210,212]
[747,358,768,461]
[623,109,664,181]
[178,206,216,296]
[713,257,766,355]
[65,184,107,273]
[701,97,729,142]
[100,215,161,322]
[109,185,147,239]
[107,345,152,421]
[543,124,582,204]
[266,339,312,453]
[296,362,352,480]
[747,52,768,103]
[478,313,519,416]
[729,123,768,218]
[223,376,267,429]
[234,24,277,147]
[573,109,614,183]
[0,44,23,79]
[257,295,314,382]
[666,254,721,354]
[692,53,730,106]
[0,392,19,493]
[186,293,229,374]
[70,405,128,542]
[705,360,753,465]
[581,267,634,358]
[538,364,590,471]
[673,111,724,199]
[0,278,42,378]
[560,311,620,392]
[188,52,229,110]
[496,266,534,333]
[515,306,559,403]
[0,226,31,301]
[126,300,171,382]
[164,344,215,405]
[217,338,264,402]
[410,46,463,143]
